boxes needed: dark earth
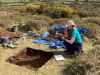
[0,28,24,39]
[6,47,54,70]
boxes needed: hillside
[0,2,100,75]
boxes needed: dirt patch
[0,27,24,39]
[6,47,54,70]
[0,11,9,17]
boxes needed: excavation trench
[6,47,54,70]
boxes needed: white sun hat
[65,20,76,27]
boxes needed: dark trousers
[64,41,82,54]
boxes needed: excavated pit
[6,47,54,70]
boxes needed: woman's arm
[65,37,75,44]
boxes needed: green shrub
[44,4,74,18]
[21,3,39,14]
[20,3,100,18]
[35,3,74,18]
[20,3,75,18]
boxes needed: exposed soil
[0,27,24,39]
[6,47,54,70]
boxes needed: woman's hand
[61,36,65,40]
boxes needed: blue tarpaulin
[34,39,66,49]
[34,26,87,49]
[52,26,87,35]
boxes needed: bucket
[11,26,17,32]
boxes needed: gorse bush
[20,3,100,18]
[44,4,74,18]
[20,3,74,18]
[21,3,39,14]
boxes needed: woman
[62,20,83,54]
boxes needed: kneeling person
[62,20,83,53]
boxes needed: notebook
[54,55,65,61]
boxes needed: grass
[0,3,99,75]
[0,0,21,3]
[0,0,100,2]
[0,38,94,75]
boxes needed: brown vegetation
[62,45,100,75]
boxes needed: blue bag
[52,26,65,31]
